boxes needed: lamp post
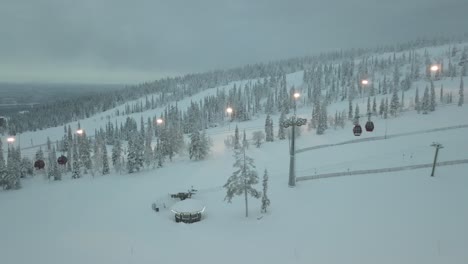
[361,79,369,103]
[293,93,300,115]
[282,92,306,187]
[226,107,233,131]
[7,136,15,144]
[430,64,439,81]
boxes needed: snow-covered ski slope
[1,41,468,264]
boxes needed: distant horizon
[3,33,467,87]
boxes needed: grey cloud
[1,0,467,84]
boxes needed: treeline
[3,34,466,135]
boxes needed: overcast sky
[1,0,467,84]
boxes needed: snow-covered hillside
[1,104,468,264]
[0,40,467,264]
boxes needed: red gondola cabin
[353,125,362,136]
[34,159,45,170]
[365,121,374,132]
[57,155,68,165]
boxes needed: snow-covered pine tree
[66,143,72,172]
[384,98,389,119]
[144,123,153,168]
[354,104,360,123]
[440,85,444,103]
[72,139,81,179]
[265,115,274,142]
[5,148,21,189]
[348,100,353,120]
[379,98,385,116]
[0,141,6,189]
[459,76,464,106]
[367,96,371,114]
[111,138,122,173]
[188,130,201,160]
[52,146,61,181]
[415,87,421,113]
[234,125,240,149]
[92,139,102,176]
[242,130,249,150]
[79,132,92,174]
[400,90,405,111]
[261,169,270,213]
[102,143,109,175]
[372,97,377,115]
[430,81,436,111]
[46,137,54,180]
[35,147,44,162]
[223,147,261,217]
[252,131,265,148]
[154,138,165,168]
[127,132,143,173]
[422,86,430,114]
[317,102,327,135]
[278,111,286,140]
[390,88,400,116]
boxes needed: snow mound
[171,199,206,214]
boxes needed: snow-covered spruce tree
[35,147,44,162]
[47,137,54,180]
[72,139,81,179]
[261,169,270,214]
[127,132,143,173]
[144,127,153,168]
[317,102,327,135]
[5,148,21,190]
[278,111,286,140]
[390,88,400,116]
[372,97,377,115]
[367,97,371,114]
[348,100,353,120]
[379,98,385,116]
[430,80,436,111]
[79,132,92,174]
[154,138,164,168]
[354,104,360,123]
[92,139,102,176]
[66,143,72,172]
[102,143,109,175]
[223,147,261,218]
[415,87,421,113]
[233,125,240,150]
[20,157,33,178]
[459,76,464,106]
[422,86,430,114]
[384,98,389,119]
[189,130,211,160]
[242,130,249,150]
[252,131,265,148]
[111,138,122,173]
[440,85,444,103]
[52,146,61,181]
[264,115,274,142]
[0,140,6,188]
[400,90,405,111]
